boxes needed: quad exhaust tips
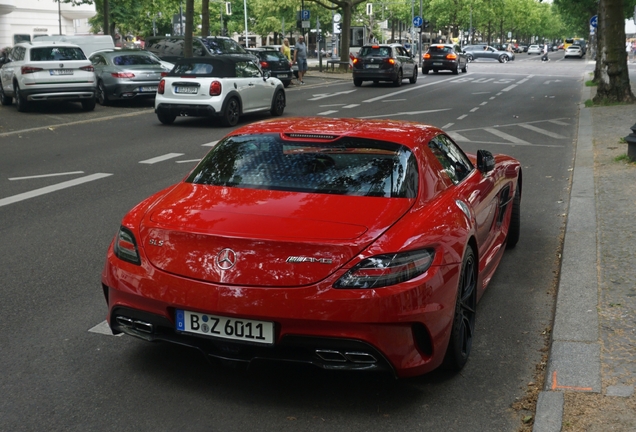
[315,349,377,364]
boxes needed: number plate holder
[174,86,199,94]
[175,309,275,345]
[50,69,73,76]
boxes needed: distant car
[527,45,542,55]
[154,55,286,127]
[145,36,256,63]
[462,45,514,63]
[89,49,172,105]
[517,45,528,53]
[0,41,96,112]
[564,45,584,59]
[352,43,418,87]
[422,44,468,75]
[262,45,298,79]
[101,116,522,378]
[246,48,294,87]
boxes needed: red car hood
[139,183,413,286]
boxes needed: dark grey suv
[352,43,417,87]
[462,45,515,63]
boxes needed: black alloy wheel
[393,69,403,87]
[452,65,459,75]
[499,55,509,63]
[0,80,12,105]
[466,54,474,62]
[462,63,468,73]
[97,81,109,106]
[221,97,240,127]
[409,67,418,83]
[14,83,29,112]
[506,186,521,249]
[270,90,285,116]
[81,97,96,111]
[353,78,363,87]
[443,246,477,371]
[422,68,429,74]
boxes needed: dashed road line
[139,153,185,164]
[483,127,531,144]
[518,123,567,139]
[9,171,84,181]
[318,110,339,115]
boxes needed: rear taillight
[160,72,169,77]
[209,80,222,96]
[352,58,359,64]
[80,65,94,72]
[158,79,165,94]
[423,53,431,59]
[111,72,135,78]
[446,53,457,60]
[387,58,396,65]
[21,66,43,74]
[260,61,269,69]
[113,226,141,265]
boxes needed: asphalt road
[0,50,588,431]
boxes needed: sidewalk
[534,82,636,431]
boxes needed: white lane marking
[9,171,84,181]
[518,123,567,138]
[309,89,357,101]
[318,110,339,115]
[442,123,454,129]
[480,102,488,106]
[382,99,407,102]
[362,75,461,103]
[501,84,517,92]
[549,120,569,126]
[472,92,490,94]
[484,127,531,144]
[89,320,123,337]
[497,92,503,96]
[447,131,470,142]
[139,153,185,164]
[457,114,468,120]
[177,159,201,164]
[202,140,219,147]
[470,107,479,112]
[489,97,496,100]
[0,173,113,208]
[0,110,153,138]
[359,108,452,119]
[319,103,346,107]
[343,104,360,109]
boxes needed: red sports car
[102,117,522,378]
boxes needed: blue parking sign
[302,10,310,20]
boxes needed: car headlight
[334,249,435,289]
[113,226,141,265]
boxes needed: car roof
[173,55,254,65]
[16,41,82,49]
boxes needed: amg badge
[286,256,333,264]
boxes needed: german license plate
[139,86,157,92]
[433,62,443,66]
[278,74,289,78]
[174,86,198,94]
[365,64,379,69]
[175,309,274,344]
[50,69,73,75]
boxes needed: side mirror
[263,70,270,81]
[477,150,495,174]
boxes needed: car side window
[428,135,473,184]
[193,40,206,57]
[235,61,260,78]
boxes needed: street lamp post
[244,0,249,47]
[58,0,62,35]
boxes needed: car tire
[422,68,429,75]
[283,80,291,88]
[157,111,176,125]
[14,82,29,112]
[442,245,477,371]
[409,67,418,84]
[0,80,12,106]
[452,66,459,75]
[221,97,240,127]
[506,186,521,249]
[270,89,285,116]
[97,81,110,106]
[81,97,96,111]
[393,69,403,87]
[499,55,508,63]
[466,54,474,62]
[461,63,468,73]
[372,80,379,84]
[353,78,363,87]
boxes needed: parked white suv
[0,41,97,112]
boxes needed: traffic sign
[590,15,598,28]
[301,10,310,20]
[413,16,423,27]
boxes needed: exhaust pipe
[315,349,347,363]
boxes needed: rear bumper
[155,102,217,117]
[105,82,159,100]
[352,69,398,81]
[21,85,96,101]
[423,60,458,71]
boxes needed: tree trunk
[103,0,109,36]
[594,0,635,103]
[184,0,195,57]
[339,4,352,67]
[202,0,210,37]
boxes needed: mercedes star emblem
[216,248,236,270]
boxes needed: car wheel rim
[227,100,239,124]
[98,83,106,104]
[458,253,476,357]
[275,92,284,112]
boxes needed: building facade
[0,0,96,48]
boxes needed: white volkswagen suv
[0,41,96,112]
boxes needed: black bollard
[625,123,636,161]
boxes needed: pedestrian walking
[293,35,308,85]
[541,43,549,62]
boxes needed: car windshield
[261,51,286,61]
[359,46,391,57]
[187,134,418,198]
[203,38,247,54]
[170,61,233,77]
[112,54,160,65]
[30,47,86,61]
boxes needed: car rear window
[187,134,418,198]
[261,51,286,61]
[204,38,247,55]
[170,61,233,77]
[30,47,86,61]
[429,46,453,54]
[359,46,391,57]
[112,54,160,65]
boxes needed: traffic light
[225,2,232,15]
[422,19,429,29]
